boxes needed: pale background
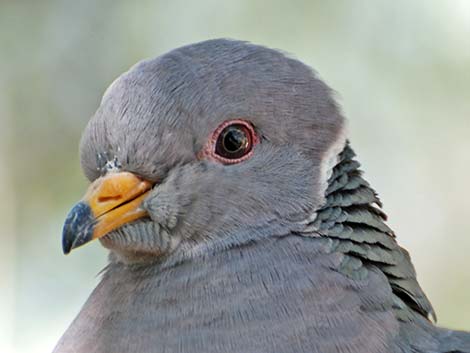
[1,1,469,352]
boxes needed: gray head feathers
[79,38,346,262]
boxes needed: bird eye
[199,119,258,164]
[216,124,251,159]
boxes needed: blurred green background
[1,1,469,352]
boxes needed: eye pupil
[223,127,247,153]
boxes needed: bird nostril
[98,195,122,203]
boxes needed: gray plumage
[55,39,470,353]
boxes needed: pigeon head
[62,39,346,263]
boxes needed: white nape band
[319,123,349,204]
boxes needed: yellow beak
[61,172,153,254]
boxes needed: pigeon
[55,39,470,353]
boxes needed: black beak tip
[62,202,95,255]
[62,237,72,255]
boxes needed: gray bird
[55,39,470,353]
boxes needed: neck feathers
[305,143,436,322]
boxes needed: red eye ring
[198,119,259,164]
